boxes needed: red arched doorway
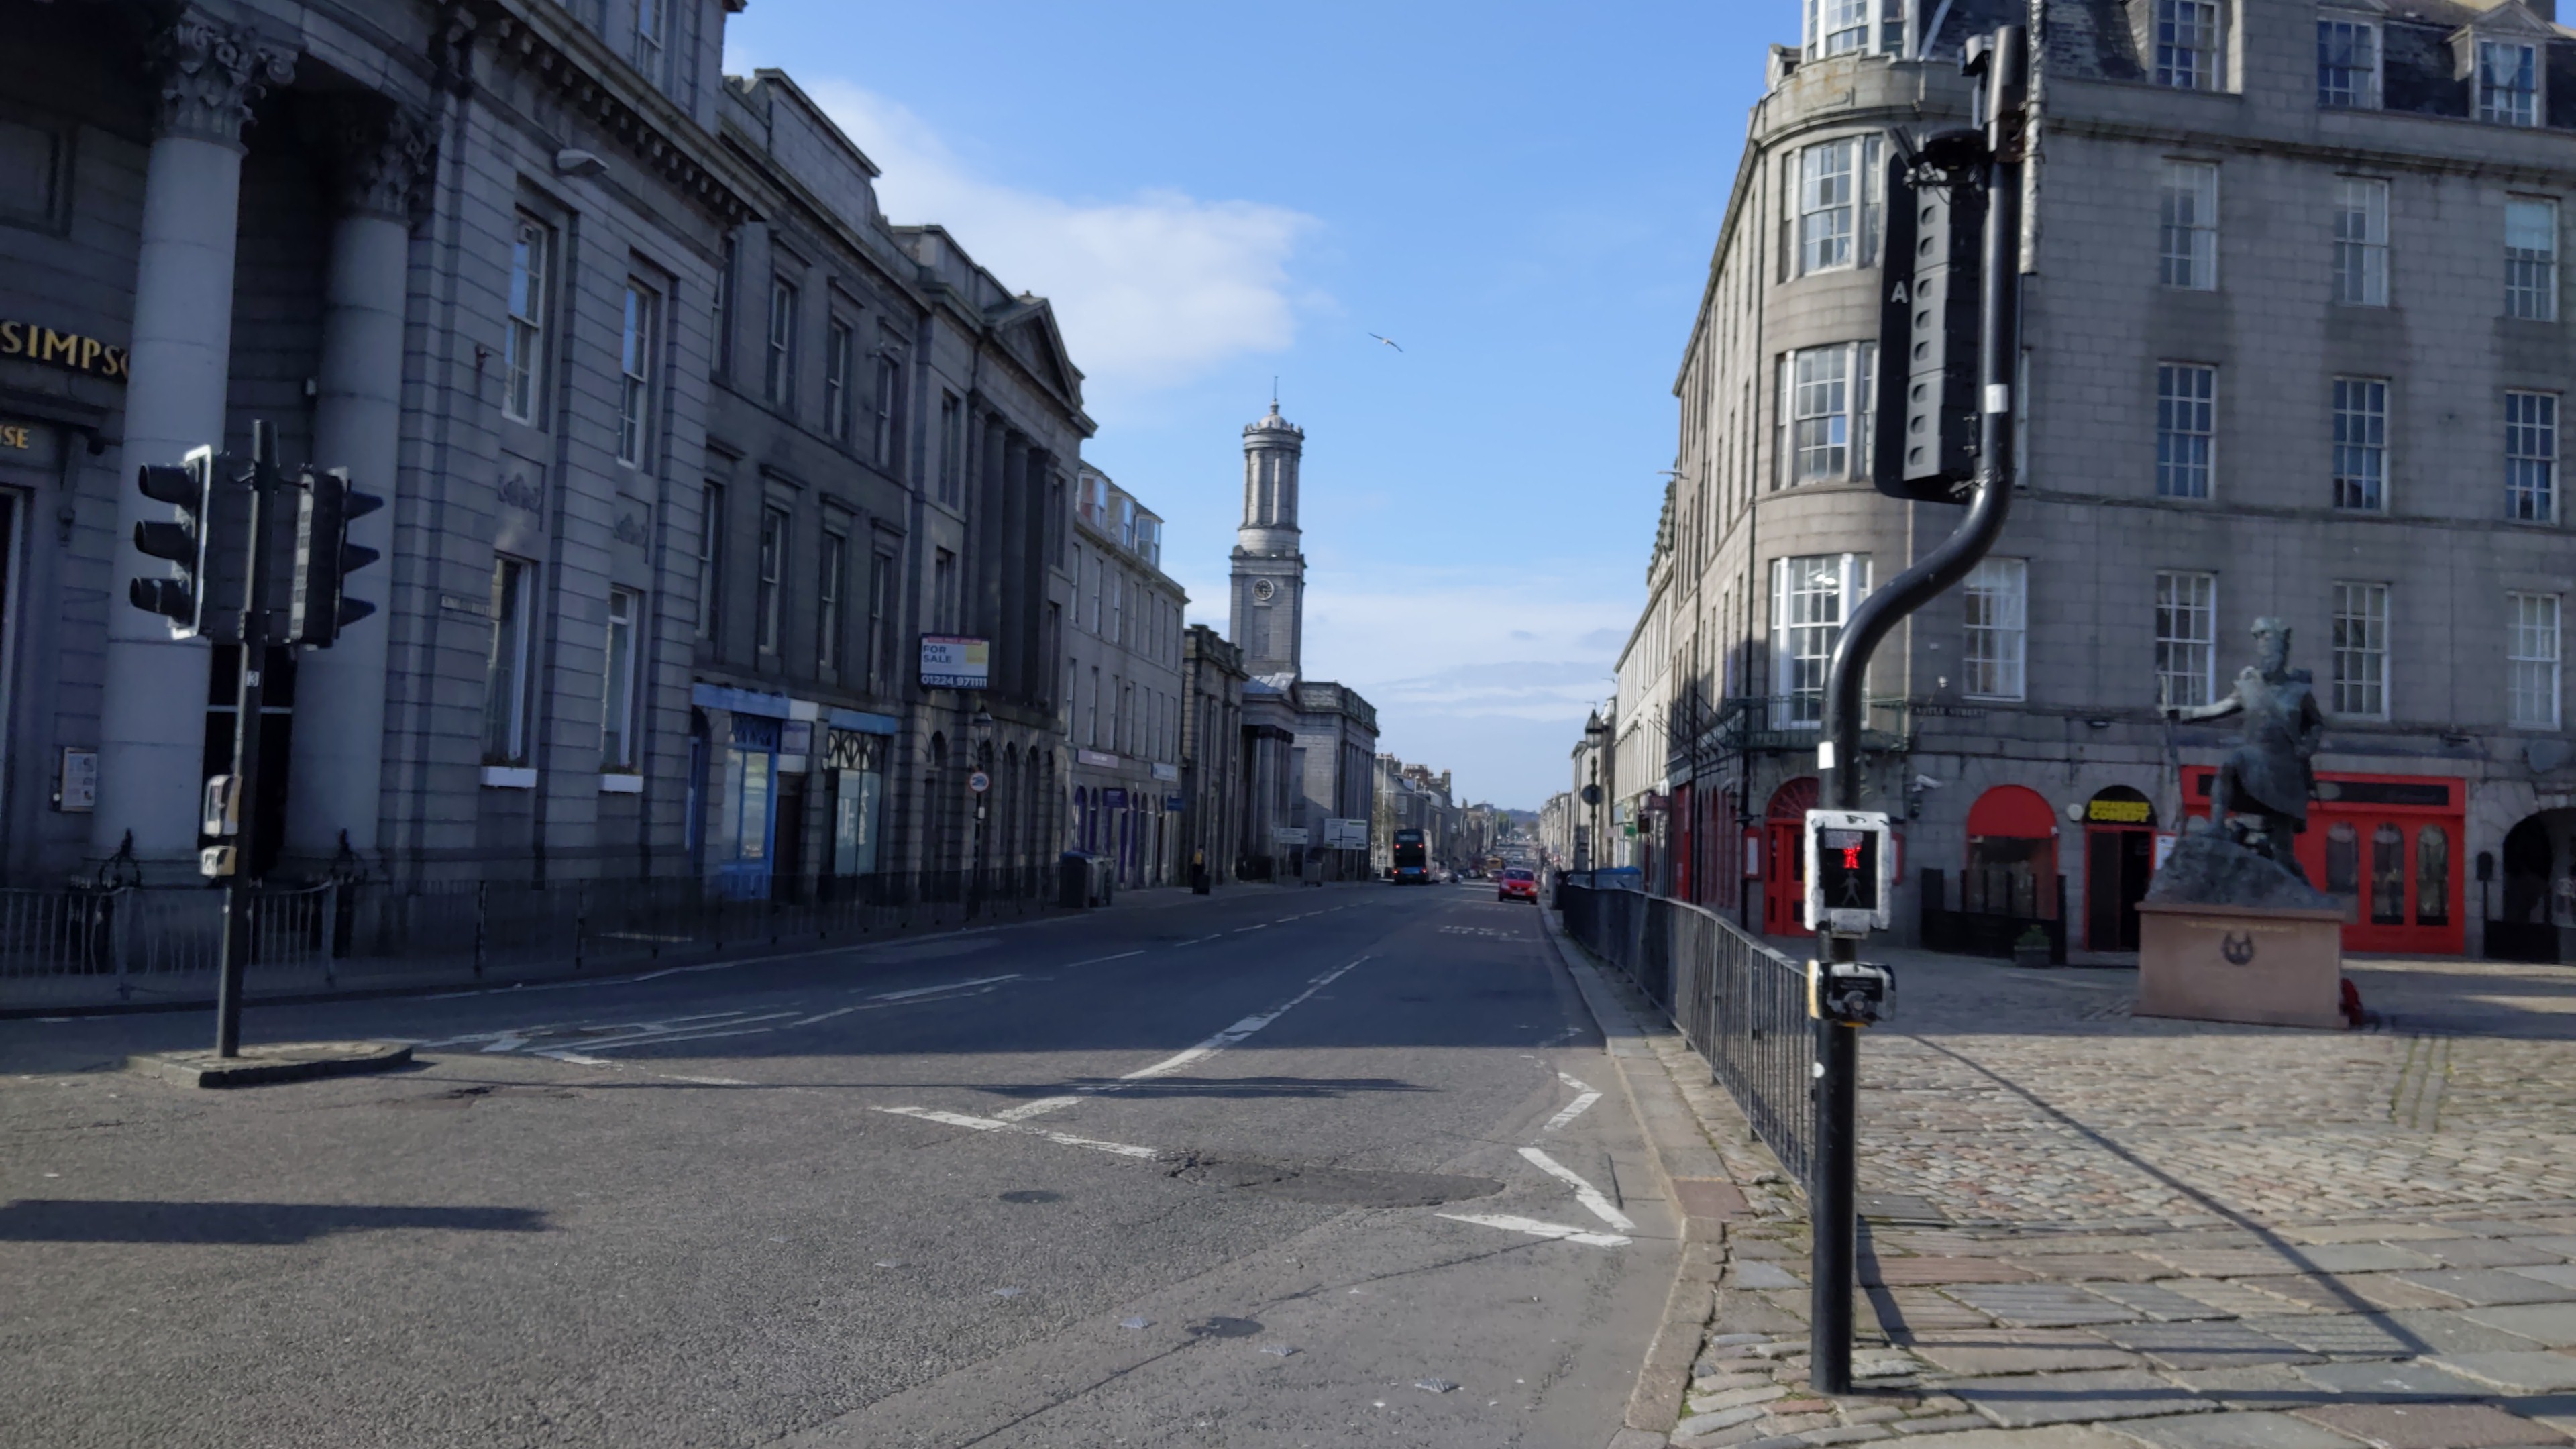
[1964,784,2058,921]
[1764,777,1819,938]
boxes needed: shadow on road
[0,1199,549,1244]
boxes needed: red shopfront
[2181,766,2465,957]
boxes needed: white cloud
[799,80,1319,408]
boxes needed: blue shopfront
[826,708,898,879]
[685,686,794,897]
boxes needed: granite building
[0,0,1085,894]
[1065,462,1185,889]
[1617,0,2576,959]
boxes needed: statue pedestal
[2136,900,2345,1030]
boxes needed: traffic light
[1873,129,1989,503]
[1803,808,1894,934]
[128,446,249,643]
[288,466,384,647]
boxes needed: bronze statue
[2163,617,2325,878]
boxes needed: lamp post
[969,702,994,898]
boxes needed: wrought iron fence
[0,867,1070,1009]
[1558,876,1815,1188]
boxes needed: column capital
[150,9,297,148]
[305,95,437,219]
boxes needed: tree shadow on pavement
[0,1199,549,1244]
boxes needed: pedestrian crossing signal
[1803,809,1894,933]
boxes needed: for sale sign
[918,635,991,689]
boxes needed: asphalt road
[0,881,1678,1449]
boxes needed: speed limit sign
[967,770,991,794]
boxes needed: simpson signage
[0,320,129,382]
[918,635,991,689]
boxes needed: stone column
[94,13,295,868]
[998,443,1033,702]
[285,97,433,869]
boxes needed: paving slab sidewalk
[1551,912,2576,1449]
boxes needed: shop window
[1964,784,2057,918]
[2416,825,2449,925]
[2370,823,2404,926]
[2325,820,2360,898]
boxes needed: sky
[724,1,1805,810]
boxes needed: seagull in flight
[1368,332,1404,352]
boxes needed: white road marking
[479,1036,527,1054]
[1436,1212,1630,1250]
[534,1049,611,1065]
[1518,1146,1635,1232]
[990,954,1371,1124]
[557,1011,806,1053]
[1064,949,1146,967]
[875,1105,1161,1159]
[1234,923,1267,932]
[787,975,1018,1027]
[668,1075,753,1087]
[1543,1073,1603,1132]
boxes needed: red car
[1497,867,1539,902]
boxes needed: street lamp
[969,701,994,896]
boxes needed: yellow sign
[2088,798,2153,824]
[0,321,128,381]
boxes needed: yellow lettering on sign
[2088,799,2153,824]
[0,320,129,382]
[0,426,28,450]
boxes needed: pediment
[2456,0,2559,40]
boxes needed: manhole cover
[1165,1155,1501,1208]
[1190,1315,1263,1338]
[999,1189,1063,1204]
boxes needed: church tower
[1230,397,1307,681]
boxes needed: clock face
[1251,578,1277,602]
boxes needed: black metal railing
[0,867,1073,1010]
[1559,876,1815,1188]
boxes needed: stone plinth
[2136,900,2345,1030]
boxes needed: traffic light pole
[213,424,280,1059]
[1813,25,2026,1395]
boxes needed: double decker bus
[1391,829,1430,883]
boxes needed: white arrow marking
[1519,1146,1635,1232]
[1436,1212,1630,1250]
[1544,1073,1603,1132]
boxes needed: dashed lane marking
[1518,1146,1635,1232]
[1436,1212,1631,1250]
[787,976,1018,1027]
[986,954,1373,1124]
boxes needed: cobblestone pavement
[1660,950,2576,1448]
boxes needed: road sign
[1272,826,1309,846]
[967,770,990,794]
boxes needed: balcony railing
[1667,694,1911,766]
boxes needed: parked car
[1497,867,1539,903]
